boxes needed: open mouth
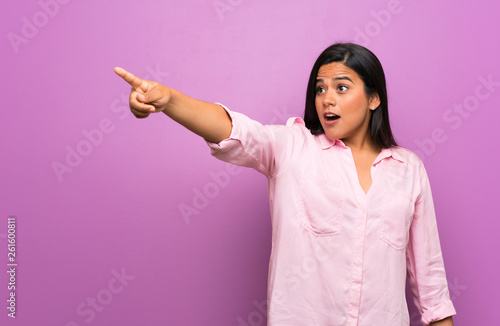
[324,113,340,121]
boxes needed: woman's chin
[323,130,341,141]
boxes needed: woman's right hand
[114,67,171,119]
[114,66,232,142]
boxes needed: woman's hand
[114,67,171,119]
[113,66,231,142]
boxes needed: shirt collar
[319,134,348,150]
[319,134,405,164]
[373,147,405,165]
[290,118,350,150]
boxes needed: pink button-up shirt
[207,104,456,326]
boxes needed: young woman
[115,43,456,326]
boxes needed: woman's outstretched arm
[114,67,232,143]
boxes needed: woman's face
[315,62,380,147]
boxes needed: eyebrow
[316,76,354,83]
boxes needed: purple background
[1,0,499,325]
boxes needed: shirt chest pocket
[379,192,415,250]
[296,175,345,237]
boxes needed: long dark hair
[304,43,397,148]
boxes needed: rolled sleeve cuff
[206,103,241,154]
[421,300,457,325]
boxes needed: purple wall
[2,0,498,325]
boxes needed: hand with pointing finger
[114,67,172,119]
[114,66,232,142]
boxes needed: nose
[323,90,336,107]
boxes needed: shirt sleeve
[206,103,302,179]
[406,163,457,325]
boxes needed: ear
[368,93,381,110]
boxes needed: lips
[324,113,340,121]
[323,112,340,125]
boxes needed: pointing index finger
[114,67,147,91]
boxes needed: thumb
[136,92,146,102]
[134,92,154,112]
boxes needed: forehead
[316,62,359,81]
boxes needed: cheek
[341,97,369,120]
[315,97,321,109]
[315,99,322,115]
[343,109,368,125]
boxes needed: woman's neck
[342,134,379,154]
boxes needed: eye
[337,84,348,92]
[315,86,325,94]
